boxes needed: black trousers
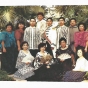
[1,47,16,74]
[46,41,53,57]
[30,49,39,58]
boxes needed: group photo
[0,5,88,82]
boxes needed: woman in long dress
[63,46,88,82]
[13,41,35,80]
[73,46,88,71]
[0,23,16,74]
[27,43,63,81]
[56,37,75,72]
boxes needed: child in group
[13,41,35,80]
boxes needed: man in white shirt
[56,17,70,49]
[44,18,57,58]
[36,12,46,42]
[24,18,41,57]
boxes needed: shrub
[83,72,88,80]
[0,70,15,81]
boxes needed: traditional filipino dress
[45,25,57,58]
[36,19,46,41]
[62,57,88,82]
[0,31,16,74]
[27,51,63,81]
[56,45,73,72]
[23,26,41,57]
[13,50,35,80]
[56,25,70,49]
[34,51,54,70]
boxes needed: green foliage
[55,5,88,28]
[0,6,45,29]
[83,72,88,80]
[0,70,15,81]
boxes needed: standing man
[56,17,70,49]
[24,18,41,57]
[69,18,78,51]
[36,12,46,42]
[44,18,57,58]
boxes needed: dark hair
[38,43,46,51]
[76,45,85,57]
[46,17,53,22]
[69,18,77,22]
[20,41,29,50]
[6,22,14,30]
[58,17,65,21]
[16,21,25,30]
[59,37,67,45]
[37,12,44,17]
[78,22,86,31]
[30,18,36,21]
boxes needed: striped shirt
[56,25,70,49]
[45,25,52,37]
[23,26,41,49]
[36,19,46,38]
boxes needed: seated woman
[34,43,54,70]
[73,46,88,71]
[63,46,88,82]
[27,43,63,81]
[56,37,75,72]
[13,41,35,80]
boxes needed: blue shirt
[0,31,16,48]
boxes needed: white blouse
[73,57,88,71]
[21,50,34,63]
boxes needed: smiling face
[59,18,65,26]
[40,46,46,52]
[70,20,76,27]
[22,43,28,50]
[79,24,85,31]
[37,15,43,21]
[77,49,83,57]
[18,23,25,29]
[30,19,36,27]
[47,19,53,26]
[6,26,12,32]
[60,40,66,48]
